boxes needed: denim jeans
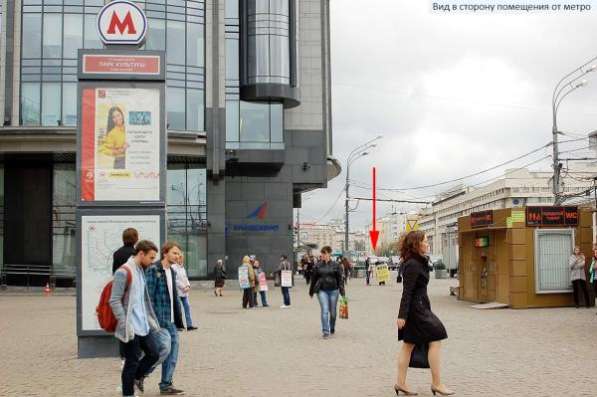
[180,296,194,327]
[160,323,179,391]
[144,328,171,377]
[259,291,269,306]
[317,289,339,335]
[281,287,291,306]
[121,334,159,396]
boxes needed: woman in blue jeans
[309,245,346,338]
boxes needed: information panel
[80,215,161,332]
[80,86,161,202]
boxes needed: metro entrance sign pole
[75,1,167,358]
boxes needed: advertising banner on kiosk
[76,47,166,355]
[79,86,161,202]
[77,49,166,207]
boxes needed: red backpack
[96,265,132,332]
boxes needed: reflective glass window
[63,14,83,59]
[84,14,102,49]
[167,20,186,64]
[167,165,207,278]
[167,87,186,130]
[226,39,239,80]
[21,2,205,130]
[41,83,61,126]
[43,14,62,58]
[62,83,77,126]
[21,83,41,125]
[240,101,270,142]
[187,23,204,67]
[146,18,166,51]
[22,14,42,58]
[186,89,204,132]
[270,103,283,142]
[52,164,76,278]
[226,100,240,143]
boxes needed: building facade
[419,167,597,271]
[0,0,339,283]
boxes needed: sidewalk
[1,277,595,396]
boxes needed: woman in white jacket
[173,253,198,330]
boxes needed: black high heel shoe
[431,385,455,396]
[394,384,418,395]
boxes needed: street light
[551,60,595,205]
[344,135,383,255]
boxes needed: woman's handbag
[409,343,430,368]
[339,295,349,319]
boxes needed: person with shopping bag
[309,246,345,338]
[395,231,453,396]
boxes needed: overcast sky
[299,0,597,229]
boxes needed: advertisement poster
[258,272,268,291]
[80,87,161,202]
[281,270,293,287]
[80,215,161,332]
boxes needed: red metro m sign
[97,1,147,46]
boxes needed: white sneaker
[280,305,288,309]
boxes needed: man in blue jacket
[146,241,185,395]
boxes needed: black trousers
[242,288,255,308]
[121,334,159,396]
[572,279,590,308]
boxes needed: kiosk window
[534,229,574,294]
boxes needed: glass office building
[0,0,339,284]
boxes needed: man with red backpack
[109,240,161,397]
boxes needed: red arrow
[369,167,379,250]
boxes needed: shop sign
[470,210,493,228]
[97,0,147,45]
[474,236,489,248]
[526,206,578,227]
[82,54,161,76]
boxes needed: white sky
[299,0,597,229]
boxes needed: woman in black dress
[395,231,453,396]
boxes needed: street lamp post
[551,60,596,205]
[344,136,383,255]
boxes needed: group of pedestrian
[238,254,293,309]
[569,245,597,311]
[108,226,457,396]
[110,228,194,396]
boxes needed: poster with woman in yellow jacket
[97,106,128,169]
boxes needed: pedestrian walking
[239,256,256,309]
[342,257,352,282]
[569,246,591,309]
[365,257,372,286]
[111,227,139,364]
[276,255,293,308]
[145,241,185,395]
[254,260,269,307]
[590,248,597,309]
[172,253,197,331]
[309,246,345,338]
[112,228,139,274]
[214,259,226,297]
[109,240,161,397]
[395,231,453,396]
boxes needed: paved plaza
[1,276,596,396]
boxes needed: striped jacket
[145,261,184,329]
